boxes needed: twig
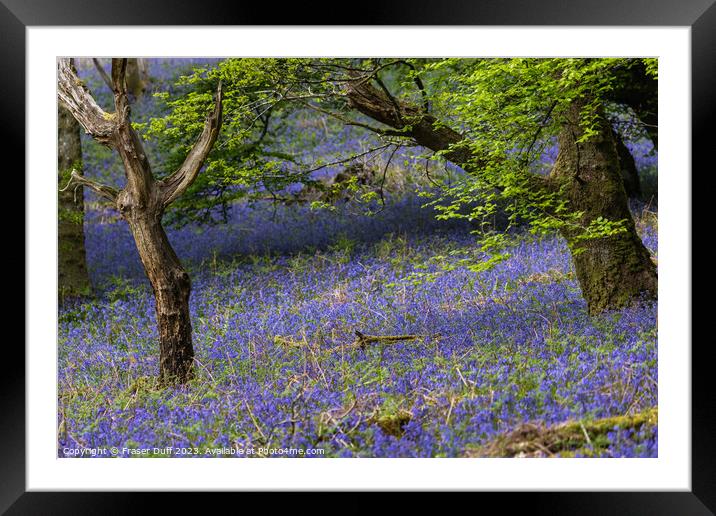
[296,99,409,138]
[92,58,113,91]
[520,100,558,165]
[244,400,267,443]
[376,144,401,211]
[445,396,456,425]
[193,357,216,383]
[304,333,331,389]
[455,367,470,389]
[579,421,593,446]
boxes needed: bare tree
[58,58,223,384]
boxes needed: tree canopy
[139,57,657,273]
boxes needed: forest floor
[58,199,658,458]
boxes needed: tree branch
[344,76,548,195]
[373,74,403,125]
[345,78,473,166]
[258,144,396,182]
[104,58,156,200]
[160,82,224,208]
[92,58,113,91]
[299,143,398,179]
[377,144,401,210]
[111,58,130,124]
[57,58,117,146]
[520,100,558,165]
[394,60,430,113]
[295,99,411,138]
[59,169,119,203]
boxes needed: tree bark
[612,129,642,199]
[345,78,657,314]
[119,191,194,384]
[58,105,91,300]
[346,78,476,167]
[549,98,657,314]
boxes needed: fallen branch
[328,330,439,354]
[354,330,425,348]
[275,330,440,354]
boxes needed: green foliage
[143,57,654,277]
[643,58,658,80]
[309,200,336,212]
[106,276,149,303]
[466,407,658,457]
[58,208,84,225]
[407,58,650,280]
[58,160,82,186]
[141,59,331,226]
[58,161,85,225]
[328,233,357,263]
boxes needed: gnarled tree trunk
[58,105,91,300]
[345,79,656,314]
[549,98,657,313]
[120,193,195,383]
[58,58,223,384]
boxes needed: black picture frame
[6,0,713,513]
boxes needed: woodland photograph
[57,57,658,458]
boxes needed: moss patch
[464,407,657,457]
[369,409,413,438]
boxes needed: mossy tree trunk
[58,105,92,301]
[346,79,656,314]
[549,98,657,314]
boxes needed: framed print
[7,0,714,513]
